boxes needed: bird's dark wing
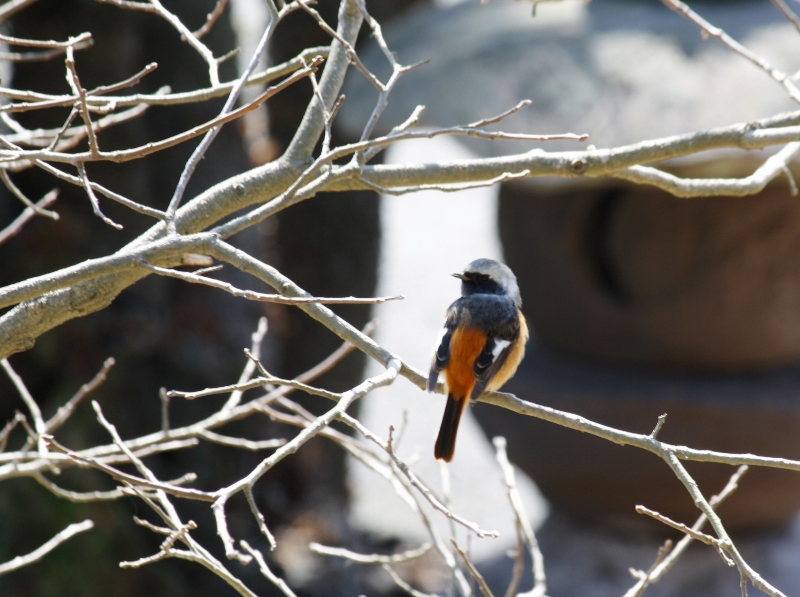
[427,304,459,392]
[470,300,521,400]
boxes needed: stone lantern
[341,0,800,534]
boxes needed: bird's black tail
[434,394,467,462]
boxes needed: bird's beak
[452,272,465,280]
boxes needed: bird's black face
[454,272,505,296]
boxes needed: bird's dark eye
[461,272,503,295]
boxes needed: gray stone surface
[341,0,799,157]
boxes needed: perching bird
[427,258,529,462]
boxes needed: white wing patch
[491,339,511,361]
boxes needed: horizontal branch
[1,59,322,166]
[0,233,215,310]
[142,262,403,305]
[4,110,800,360]
[613,142,800,197]
[309,542,432,564]
[479,391,800,473]
[0,325,369,481]
[0,31,90,49]
[0,47,329,112]
[42,435,216,502]
[324,117,800,193]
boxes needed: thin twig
[147,0,219,86]
[383,564,439,597]
[453,539,496,597]
[32,471,125,502]
[626,464,749,597]
[662,454,783,596]
[309,542,432,564]
[210,358,401,563]
[244,485,277,550]
[0,170,58,219]
[77,163,123,229]
[141,261,403,304]
[41,434,215,502]
[198,429,285,451]
[771,0,800,34]
[2,358,46,453]
[194,0,229,38]
[0,188,58,246]
[0,412,25,453]
[636,506,722,549]
[65,46,100,157]
[0,519,94,575]
[223,316,268,411]
[164,0,302,230]
[340,411,499,540]
[624,540,673,597]
[44,356,115,434]
[241,540,298,597]
[2,60,322,168]
[494,437,546,597]
[661,0,800,102]
[0,47,329,111]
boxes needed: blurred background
[3,0,800,595]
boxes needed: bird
[427,258,529,462]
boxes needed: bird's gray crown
[460,258,521,306]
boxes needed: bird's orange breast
[444,326,486,400]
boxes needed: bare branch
[65,45,100,157]
[662,453,782,596]
[147,0,220,86]
[210,358,401,563]
[309,542,432,564]
[0,188,58,246]
[453,539,496,597]
[635,506,722,550]
[245,485,277,550]
[613,142,800,198]
[0,519,94,575]
[2,358,46,453]
[164,0,289,230]
[240,540,298,597]
[661,0,800,102]
[90,61,158,96]
[624,540,673,597]
[339,411,499,540]
[0,170,58,219]
[45,357,116,434]
[141,261,403,305]
[771,0,800,34]
[41,435,215,502]
[78,163,123,229]
[629,465,749,593]
[493,437,546,597]
[197,429,285,451]
[285,0,364,162]
[193,0,229,39]
[0,0,42,22]
[383,564,439,597]
[0,47,329,111]
[32,471,125,502]
[0,412,25,453]
[34,160,166,220]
